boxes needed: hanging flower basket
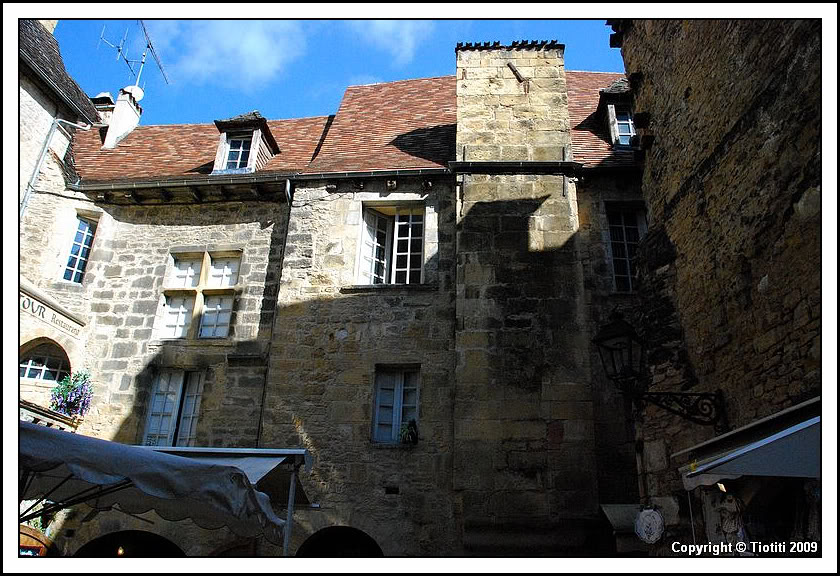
[49,371,93,419]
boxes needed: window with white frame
[19,343,71,382]
[157,251,240,340]
[226,135,252,170]
[606,204,647,293]
[357,206,424,285]
[143,369,204,446]
[607,104,636,148]
[372,367,419,443]
[62,216,97,283]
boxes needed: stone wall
[453,44,603,553]
[615,19,822,549]
[576,170,643,505]
[259,177,460,555]
[72,199,289,445]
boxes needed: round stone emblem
[635,508,665,544]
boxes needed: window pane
[228,150,239,162]
[409,270,421,284]
[410,254,422,269]
[619,134,631,145]
[615,277,631,292]
[396,255,407,269]
[241,138,251,150]
[63,269,73,281]
[239,151,250,166]
[395,271,406,284]
[397,239,408,253]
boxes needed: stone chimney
[90,92,116,125]
[455,41,570,161]
[102,85,143,149]
[39,20,58,34]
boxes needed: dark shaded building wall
[612,18,821,535]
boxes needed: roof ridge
[346,75,456,88]
[125,115,333,129]
[566,69,626,74]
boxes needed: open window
[356,205,425,285]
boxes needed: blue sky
[53,20,625,126]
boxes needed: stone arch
[19,337,73,408]
[296,526,384,557]
[73,530,185,557]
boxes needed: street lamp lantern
[593,310,728,433]
[592,311,646,394]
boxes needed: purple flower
[49,371,93,417]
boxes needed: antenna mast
[98,21,170,87]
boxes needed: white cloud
[348,20,433,66]
[143,20,306,88]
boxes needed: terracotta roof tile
[73,116,331,184]
[73,70,636,184]
[566,70,638,169]
[303,76,456,173]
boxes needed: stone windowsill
[340,284,438,294]
[370,441,419,450]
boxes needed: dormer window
[211,111,280,175]
[226,135,252,170]
[615,108,635,146]
[607,105,636,148]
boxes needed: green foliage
[49,370,93,417]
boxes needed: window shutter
[607,104,620,147]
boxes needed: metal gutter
[19,52,97,125]
[69,168,452,193]
[292,167,450,181]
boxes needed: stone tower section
[453,42,600,552]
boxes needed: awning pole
[283,464,298,557]
[687,488,697,545]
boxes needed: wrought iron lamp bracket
[633,388,729,433]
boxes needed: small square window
[226,136,252,170]
[199,295,233,338]
[63,217,97,283]
[161,295,194,338]
[373,368,419,443]
[208,256,240,287]
[169,257,202,288]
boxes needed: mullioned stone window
[154,250,241,340]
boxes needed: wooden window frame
[356,204,425,286]
[372,367,420,444]
[142,369,204,447]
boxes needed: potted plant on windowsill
[49,370,93,422]
[399,419,418,445]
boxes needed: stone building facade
[20,21,668,557]
[608,19,822,552]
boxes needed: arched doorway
[74,530,185,557]
[296,526,384,557]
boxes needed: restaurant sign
[19,291,83,338]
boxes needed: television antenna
[97,20,170,88]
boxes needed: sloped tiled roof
[19,19,98,124]
[303,76,456,173]
[566,70,637,169]
[72,116,331,184]
[72,70,636,184]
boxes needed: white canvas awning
[680,416,820,490]
[19,421,311,550]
